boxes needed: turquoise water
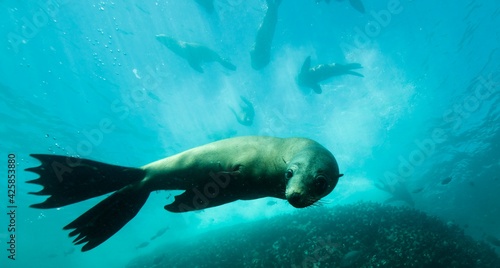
[1,0,499,267]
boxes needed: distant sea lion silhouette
[230,96,255,126]
[27,136,343,251]
[156,34,236,73]
[297,56,364,94]
[250,0,282,70]
[441,176,452,185]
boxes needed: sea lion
[441,176,452,185]
[250,0,282,70]
[150,226,170,240]
[156,34,236,73]
[230,96,255,126]
[375,178,414,207]
[27,136,343,251]
[297,56,364,94]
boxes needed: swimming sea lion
[156,34,236,73]
[250,0,282,70]
[375,178,414,207]
[297,56,364,94]
[230,96,255,126]
[27,136,343,251]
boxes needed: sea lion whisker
[312,201,324,207]
[317,198,333,204]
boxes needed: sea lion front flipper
[188,59,204,73]
[311,83,323,94]
[164,189,237,213]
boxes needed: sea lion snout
[286,192,310,208]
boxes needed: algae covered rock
[127,202,500,268]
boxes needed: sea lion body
[230,96,255,126]
[142,136,340,211]
[298,56,364,94]
[250,0,282,70]
[27,136,342,251]
[156,34,236,73]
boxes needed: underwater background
[1,0,499,267]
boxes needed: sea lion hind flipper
[164,189,236,213]
[26,154,146,208]
[64,186,150,251]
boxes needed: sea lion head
[156,34,178,49]
[284,147,343,208]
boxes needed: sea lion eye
[285,169,293,179]
[314,176,328,194]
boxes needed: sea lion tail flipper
[218,58,237,71]
[300,56,312,74]
[64,185,150,251]
[340,63,363,77]
[27,154,146,208]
